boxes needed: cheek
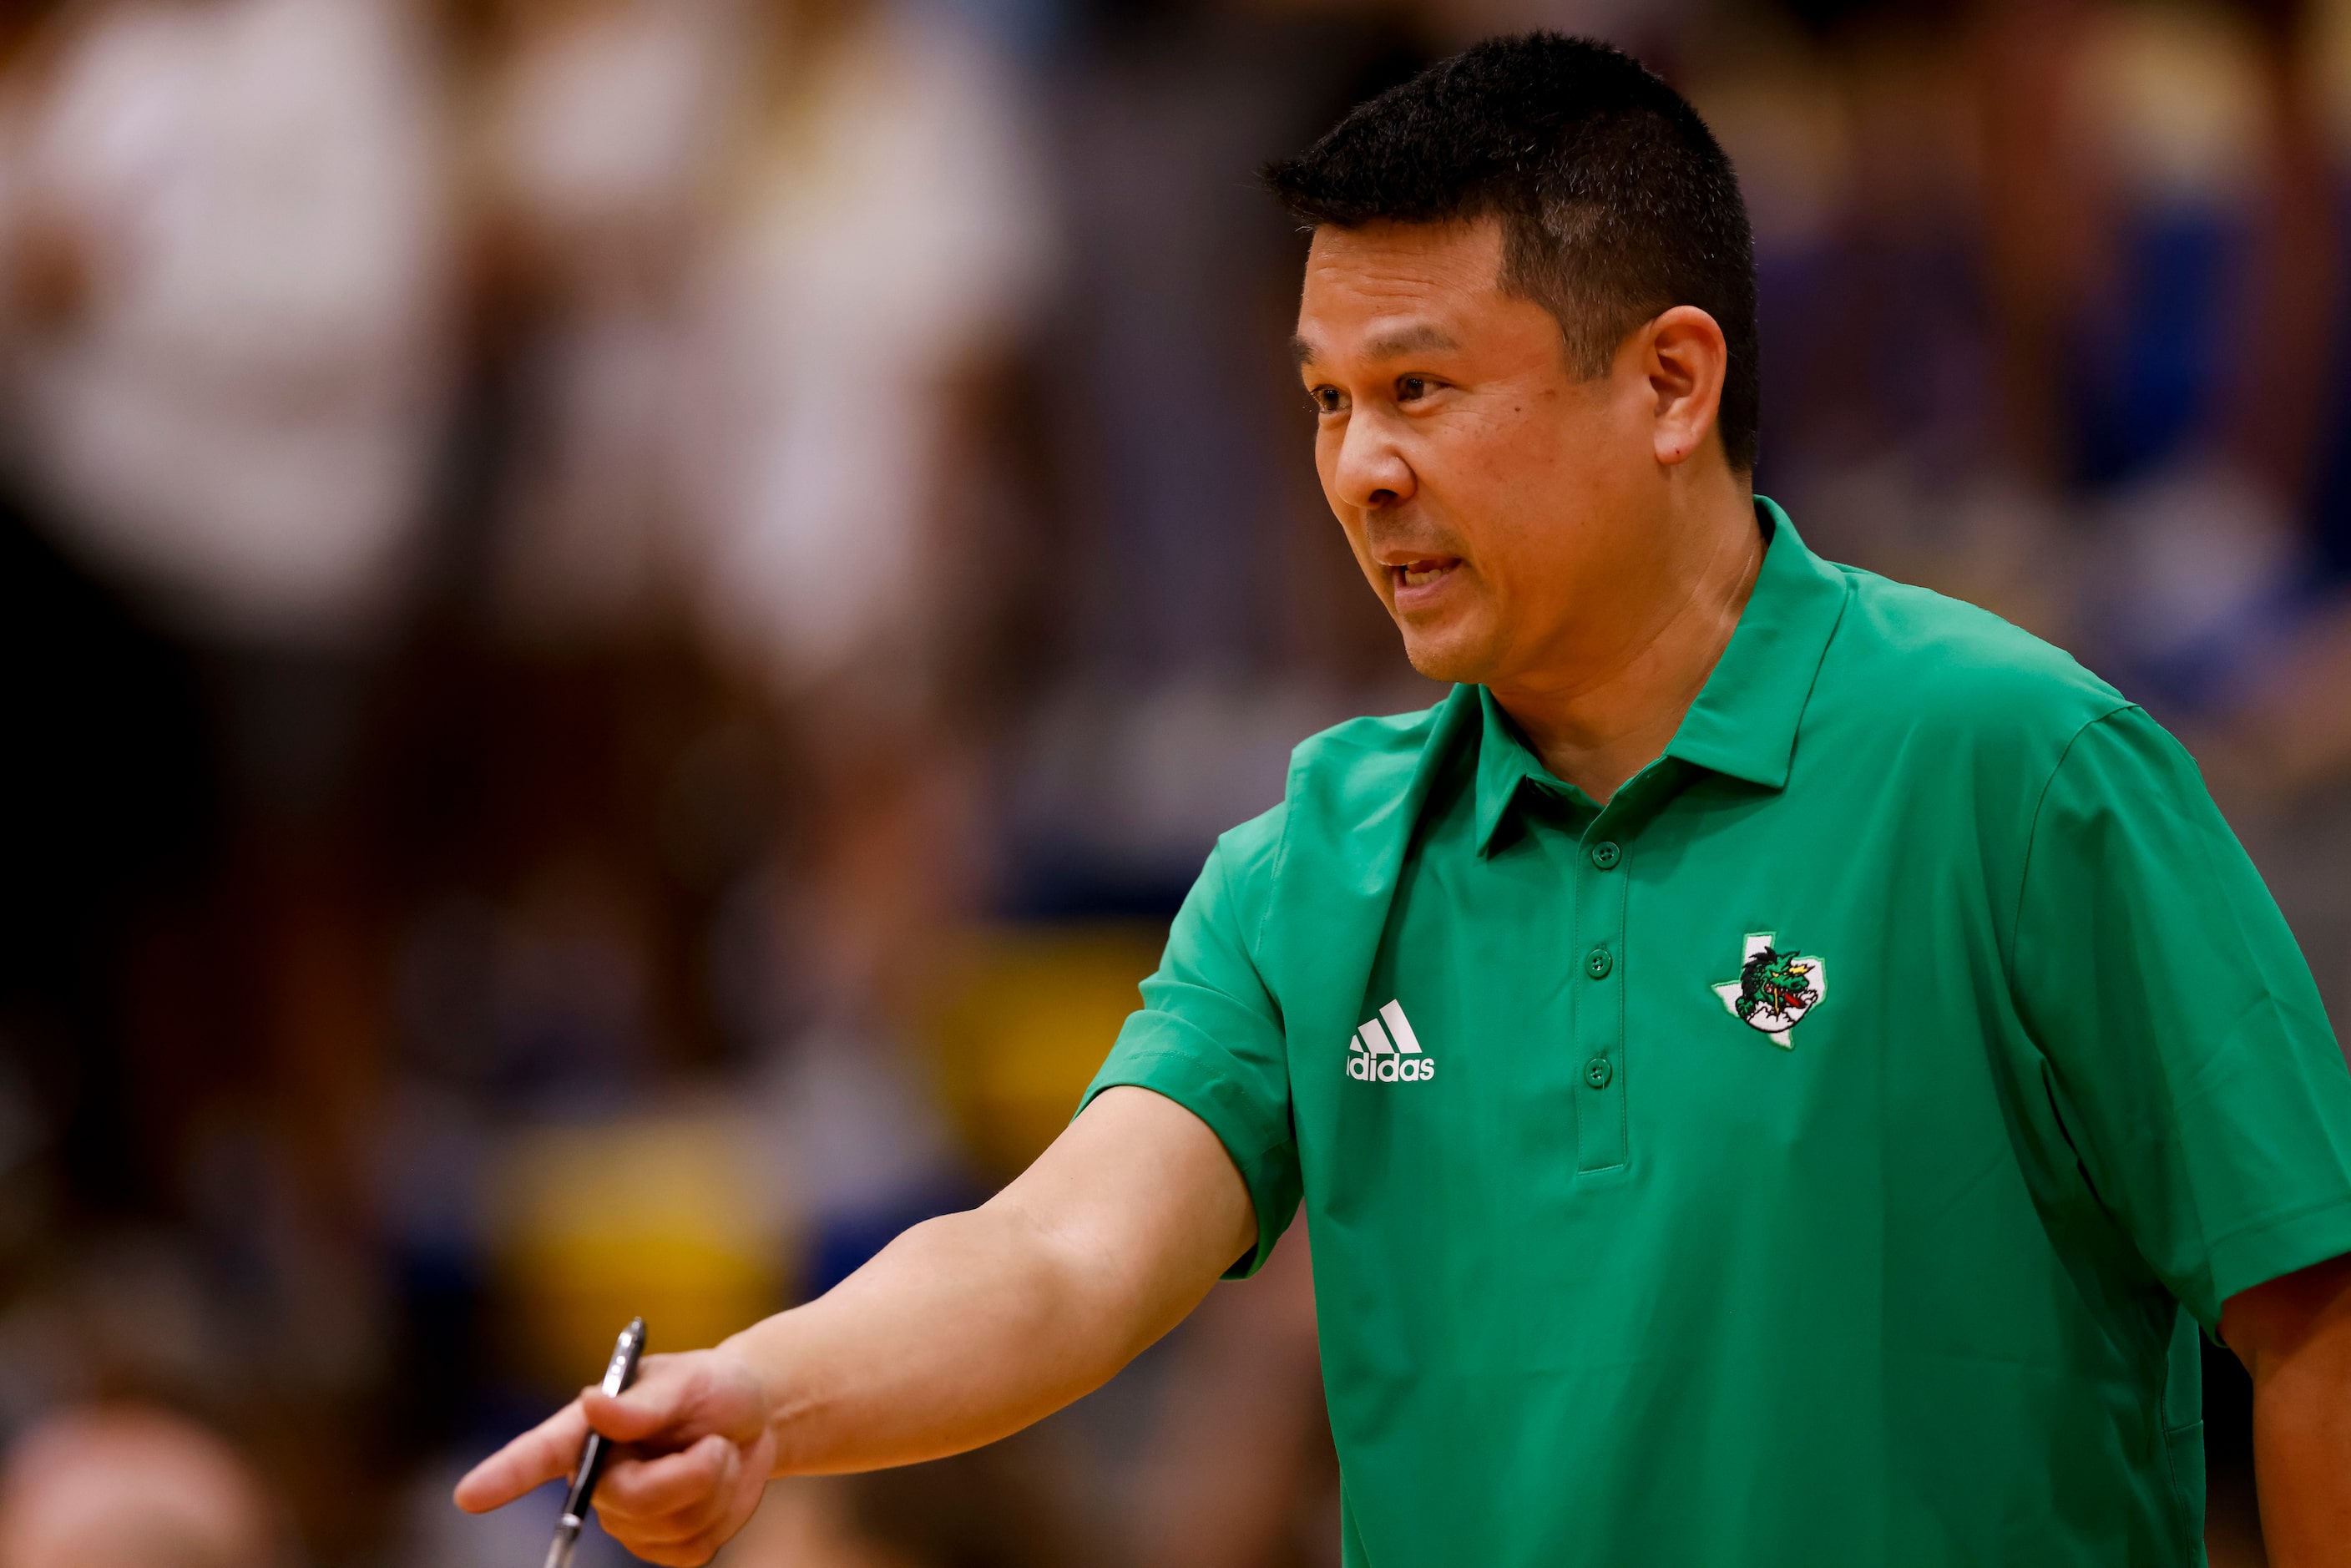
[1411,412,1565,568]
[1442,392,1575,490]
[1581,377,1663,474]
[1438,404,1607,594]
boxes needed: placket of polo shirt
[1571,762,1684,1174]
[1571,797,1629,1173]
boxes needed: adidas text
[1347,999,1436,1083]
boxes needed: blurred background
[0,0,2346,1560]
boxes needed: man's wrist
[717,1314,809,1475]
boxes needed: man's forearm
[2227,1255,2351,1565]
[719,1201,1171,1474]
[2250,1317,2351,1563]
[717,1086,1256,1477]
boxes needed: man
[458,35,2351,1565]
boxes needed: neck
[1488,478,1764,804]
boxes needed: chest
[1294,776,2017,1204]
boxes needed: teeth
[1399,562,1449,587]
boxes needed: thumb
[578,1353,708,1447]
[579,1386,669,1443]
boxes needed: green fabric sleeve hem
[1076,1058,1297,1281]
[2201,1193,2351,1333]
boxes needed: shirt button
[1585,945,1613,980]
[1589,840,1620,871]
[1584,1056,1612,1089]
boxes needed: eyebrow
[1366,325,1461,359]
[1290,323,1461,370]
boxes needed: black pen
[543,1318,646,1568]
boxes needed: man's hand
[452,1086,1253,1565]
[2222,1252,2351,1565]
[453,1348,776,1566]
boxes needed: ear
[1641,306,1729,469]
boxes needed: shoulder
[1209,797,1290,891]
[1279,697,1458,829]
[1287,702,1453,774]
[1819,564,2130,754]
[1185,697,1459,921]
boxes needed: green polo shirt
[1082,500,2351,1566]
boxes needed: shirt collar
[1472,684,1565,853]
[1471,497,1850,855]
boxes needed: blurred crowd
[1,0,2348,1561]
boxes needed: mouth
[1388,556,1462,608]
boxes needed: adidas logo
[1347,1000,1436,1082]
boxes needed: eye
[1397,375,1432,402]
[1309,386,1347,415]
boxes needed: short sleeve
[2010,705,2351,1328]
[1077,812,1302,1277]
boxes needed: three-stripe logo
[1347,1000,1436,1082]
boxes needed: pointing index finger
[453,1400,589,1514]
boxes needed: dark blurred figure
[0,483,212,1227]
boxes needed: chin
[1397,625,1497,686]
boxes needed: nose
[1328,410,1416,513]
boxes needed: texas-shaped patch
[1711,932,1827,1048]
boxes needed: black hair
[1263,33,1760,473]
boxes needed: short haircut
[1264,33,1760,473]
